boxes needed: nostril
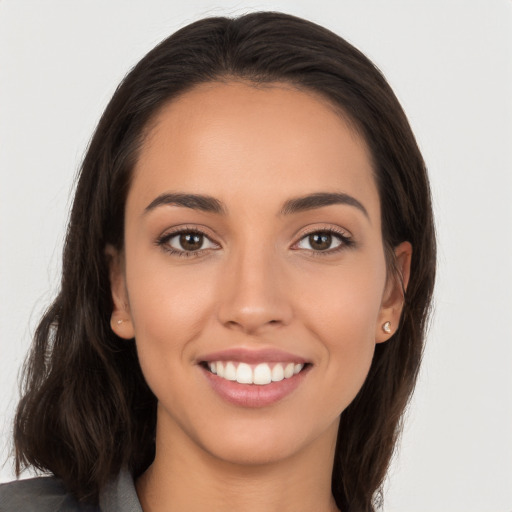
[222,316,284,333]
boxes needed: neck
[136,413,340,512]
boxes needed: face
[109,81,410,466]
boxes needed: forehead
[129,81,379,220]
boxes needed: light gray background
[1,1,511,510]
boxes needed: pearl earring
[382,321,391,334]
[117,319,124,325]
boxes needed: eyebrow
[144,193,226,215]
[280,192,369,219]
[144,191,368,219]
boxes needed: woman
[0,11,435,512]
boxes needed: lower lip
[201,365,309,408]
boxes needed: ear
[375,241,412,343]
[105,244,135,339]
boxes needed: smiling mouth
[201,361,308,386]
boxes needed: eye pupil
[180,233,203,251]
[309,232,332,251]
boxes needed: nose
[216,246,293,335]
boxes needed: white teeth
[206,361,306,385]
[284,363,294,379]
[271,364,284,382]
[236,363,252,384]
[224,362,237,381]
[253,363,272,385]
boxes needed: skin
[108,81,411,512]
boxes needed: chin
[205,435,306,467]
[194,414,340,469]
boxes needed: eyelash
[155,226,354,258]
[293,227,355,256]
[155,227,217,258]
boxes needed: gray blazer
[0,469,142,511]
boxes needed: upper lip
[197,347,309,364]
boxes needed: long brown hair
[13,12,436,511]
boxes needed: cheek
[302,254,386,338]
[127,239,218,323]
[298,256,386,402]
[123,258,222,421]
[123,250,217,370]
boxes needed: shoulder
[0,476,97,511]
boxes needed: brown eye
[296,231,344,252]
[165,231,218,253]
[179,233,203,251]
[309,232,332,251]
